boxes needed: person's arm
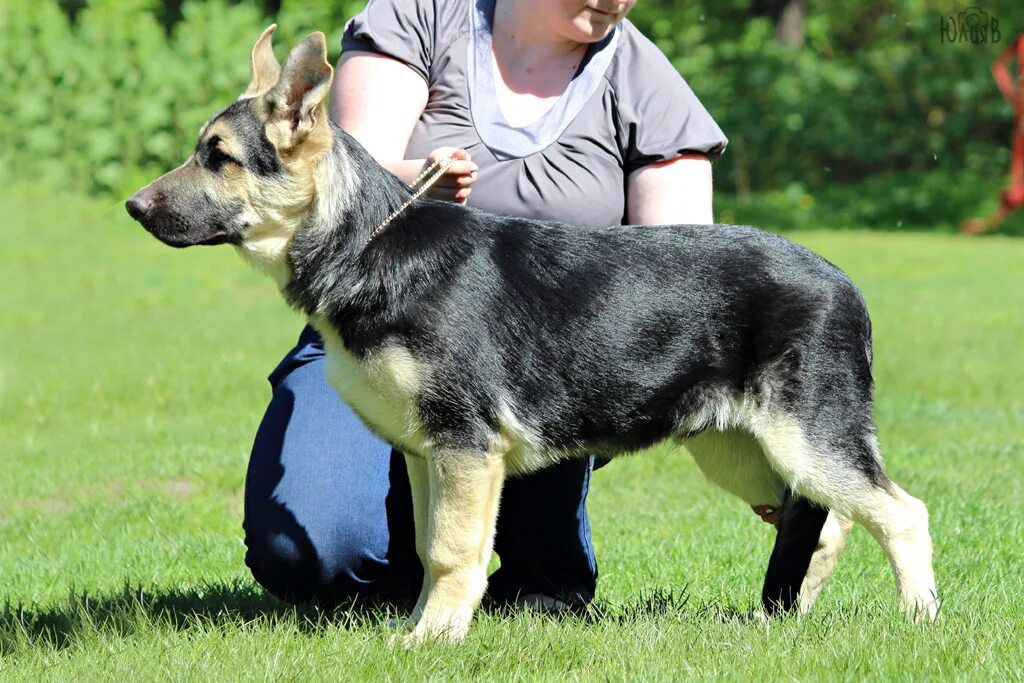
[625,154,714,226]
[329,51,477,202]
[329,50,427,182]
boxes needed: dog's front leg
[405,453,431,624]
[406,450,505,645]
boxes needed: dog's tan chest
[312,320,433,455]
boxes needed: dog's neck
[233,124,360,288]
[282,125,418,319]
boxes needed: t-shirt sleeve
[615,31,728,172]
[341,0,436,83]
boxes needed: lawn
[1,185,1022,680]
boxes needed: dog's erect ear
[242,24,281,98]
[265,31,334,144]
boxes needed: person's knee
[244,526,322,603]
[244,333,419,604]
[244,520,414,604]
[243,524,376,602]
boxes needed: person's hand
[421,147,477,204]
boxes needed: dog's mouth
[196,231,239,247]
[131,212,238,248]
[147,227,240,249]
[127,199,242,248]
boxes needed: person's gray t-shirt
[342,0,728,228]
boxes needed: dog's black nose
[125,194,151,221]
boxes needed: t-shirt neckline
[467,0,620,161]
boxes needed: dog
[126,27,938,643]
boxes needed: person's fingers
[434,172,477,188]
[431,171,477,188]
[428,147,471,164]
[443,160,477,177]
[421,147,475,203]
[424,181,458,195]
[425,187,468,202]
[427,146,460,161]
[751,505,782,526]
[423,148,476,185]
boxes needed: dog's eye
[204,136,238,170]
[210,146,235,166]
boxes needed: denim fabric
[243,325,598,608]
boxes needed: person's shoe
[514,593,572,613]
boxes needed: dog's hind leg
[755,416,938,621]
[761,498,852,615]
[685,431,849,615]
[687,431,837,613]
[406,450,505,644]
[795,509,853,614]
[854,481,938,621]
[686,431,855,615]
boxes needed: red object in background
[962,32,1024,234]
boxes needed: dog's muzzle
[126,186,239,248]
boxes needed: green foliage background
[2,0,1024,230]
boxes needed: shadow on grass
[0,579,406,655]
[484,585,759,627]
[1,582,766,655]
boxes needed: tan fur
[749,412,855,514]
[310,315,510,643]
[405,454,432,624]
[754,414,938,620]
[215,116,350,290]
[313,320,435,457]
[233,140,353,291]
[492,400,552,476]
[853,484,939,620]
[202,121,246,159]
[407,450,506,644]
[797,511,853,613]
[228,31,342,290]
[684,429,787,509]
[243,24,281,98]
[232,165,315,289]
[264,31,333,148]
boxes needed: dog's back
[346,203,872,468]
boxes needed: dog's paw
[744,609,771,625]
[909,590,941,624]
[402,609,472,647]
[387,616,416,630]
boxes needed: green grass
[1,185,1022,681]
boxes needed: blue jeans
[243,326,598,608]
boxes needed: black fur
[761,495,830,614]
[201,99,282,177]
[284,125,883,488]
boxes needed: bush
[0,0,361,196]
[2,0,1022,231]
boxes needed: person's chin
[574,16,617,41]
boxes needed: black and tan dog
[126,28,938,643]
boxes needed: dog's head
[126,27,334,263]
